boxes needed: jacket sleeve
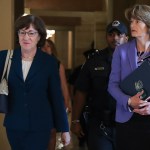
[0,50,8,80]
[48,58,69,132]
[108,46,130,111]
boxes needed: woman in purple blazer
[108,4,150,150]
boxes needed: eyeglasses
[18,30,38,37]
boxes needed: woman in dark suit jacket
[0,14,70,150]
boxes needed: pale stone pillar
[106,0,114,24]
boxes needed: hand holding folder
[120,59,150,101]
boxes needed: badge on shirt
[94,67,104,70]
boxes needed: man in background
[71,20,128,150]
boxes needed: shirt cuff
[128,106,133,112]
[127,98,133,112]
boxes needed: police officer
[71,20,128,150]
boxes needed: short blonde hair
[125,4,150,28]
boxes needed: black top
[68,65,82,86]
[75,48,116,121]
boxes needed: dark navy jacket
[0,48,69,132]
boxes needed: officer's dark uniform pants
[6,129,51,150]
[87,117,116,150]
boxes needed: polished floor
[56,133,88,150]
[55,113,88,150]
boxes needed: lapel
[12,48,45,83]
[25,48,44,82]
[127,39,137,71]
[11,48,23,81]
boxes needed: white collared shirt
[22,60,32,81]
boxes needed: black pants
[87,117,116,150]
[116,114,150,150]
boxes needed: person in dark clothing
[70,20,128,150]
[68,49,95,147]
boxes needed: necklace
[22,56,35,60]
[137,51,150,66]
[22,56,34,59]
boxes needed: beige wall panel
[0,114,11,150]
[0,0,14,50]
[25,0,106,11]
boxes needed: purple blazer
[108,39,138,123]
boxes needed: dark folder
[120,60,150,100]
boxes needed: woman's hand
[61,132,71,146]
[133,100,150,115]
[129,91,150,115]
[128,91,146,109]
[65,102,72,113]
